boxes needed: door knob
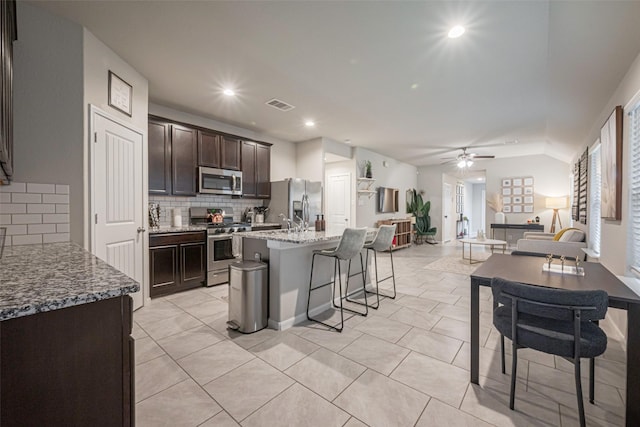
[137,227,146,233]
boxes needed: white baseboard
[268,301,332,331]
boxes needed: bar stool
[306,228,368,332]
[362,224,397,308]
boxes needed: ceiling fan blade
[472,155,495,159]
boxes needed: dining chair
[491,277,608,427]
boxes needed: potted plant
[407,189,438,243]
[365,161,372,178]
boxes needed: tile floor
[134,242,628,426]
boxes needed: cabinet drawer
[150,231,206,247]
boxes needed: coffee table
[459,238,507,264]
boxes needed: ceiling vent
[265,98,295,112]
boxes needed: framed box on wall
[108,71,133,117]
[600,105,623,220]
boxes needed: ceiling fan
[442,147,496,168]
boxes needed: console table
[490,223,544,242]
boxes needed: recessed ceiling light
[448,25,465,38]
[411,83,419,90]
[305,120,315,127]
[223,89,235,96]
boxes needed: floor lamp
[546,197,567,233]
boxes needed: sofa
[514,228,587,260]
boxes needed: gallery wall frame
[600,105,623,220]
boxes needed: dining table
[470,254,640,426]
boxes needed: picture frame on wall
[600,105,623,220]
[503,205,512,213]
[513,178,523,186]
[503,197,512,205]
[524,177,534,186]
[513,196,523,204]
[108,71,133,117]
[524,187,533,195]
[524,196,534,204]
[512,187,523,195]
[513,205,523,213]
[502,179,511,187]
[502,188,511,196]
[524,205,534,213]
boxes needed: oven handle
[208,235,233,241]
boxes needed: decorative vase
[366,170,372,178]
[495,211,505,224]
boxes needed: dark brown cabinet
[171,124,198,196]
[148,119,171,194]
[148,116,198,196]
[198,130,241,171]
[0,0,17,183]
[242,140,271,199]
[0,295,134,426]
[150,231,206,298]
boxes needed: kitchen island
[0,242,139,426]
[239,228,375,330]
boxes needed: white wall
[572,50,640,277]
[353,147,418,228]
[295,138,324,182]
[149,103,297,181]
[472,183,486,236]
[13,2,84,243]
[83,29,149,247]
[418,154,572,242]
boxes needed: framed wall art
[600,105,623,220]
[501,176,534,214]
[108,71,133,117]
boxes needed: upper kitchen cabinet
[198,130,241,171]
[242,141,271,199]
[148,116,197,196]
[171,124,198,196]
[148,118,171,194]
[0,0,17,183]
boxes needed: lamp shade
[545,197,567,209]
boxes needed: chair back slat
[491,277,608,321]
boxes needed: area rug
[423,254,491,275]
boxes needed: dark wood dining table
[470,254,640,426]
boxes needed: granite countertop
[148,226,208,234]
[237,228,376,244]
[0,242,140,321]
[249,223,282,228]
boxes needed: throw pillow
[559,229,586,242]
[553,227,580,241]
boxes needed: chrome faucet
[279,213,292,232]
[294,215,307,232]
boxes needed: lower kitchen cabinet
[150,231,206,298]
[0,295,134,426]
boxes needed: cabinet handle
[137,227,146,233]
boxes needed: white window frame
[627,93,640,277]
[588,142,601,256]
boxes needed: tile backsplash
[0,182,70,246]
[149,194,264,226]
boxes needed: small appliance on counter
[254,206,268,224]
[148,203,160,229]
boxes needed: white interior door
[443,182,452,242]
[91,108,144,310]
[326,173,351,232]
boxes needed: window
[629,103,640,274]
[588,144,602,255]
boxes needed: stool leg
[361,248,380,309]
[337,259,344,332]
[359,252,369,316]
[372,250,380,308]
[389,247,396,299]
[307,254,344,332]
[306,253,317,321]
[589,357,595,404]
[342,257,370,316]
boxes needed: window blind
[629,105,640,274]
[588,144,601,255]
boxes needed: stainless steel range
[190,207,252,286]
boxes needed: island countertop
[148,225,207,234]
[236,228,376,244]
[0,242,140,321]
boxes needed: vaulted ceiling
[32,1,640,165]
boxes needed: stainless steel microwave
[198,167,242,195]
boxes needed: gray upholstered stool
[306,228,368,332]
[360,224,397,309]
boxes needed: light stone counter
[0,242,140,321]
[148,225,207,234]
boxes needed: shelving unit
[377,218,412,250]
[357,177,376,198]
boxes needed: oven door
[199,167,242,195]
[207,235,237,286]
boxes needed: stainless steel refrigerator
[266,179,323,227]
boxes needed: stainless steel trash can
[227,260,268,333]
